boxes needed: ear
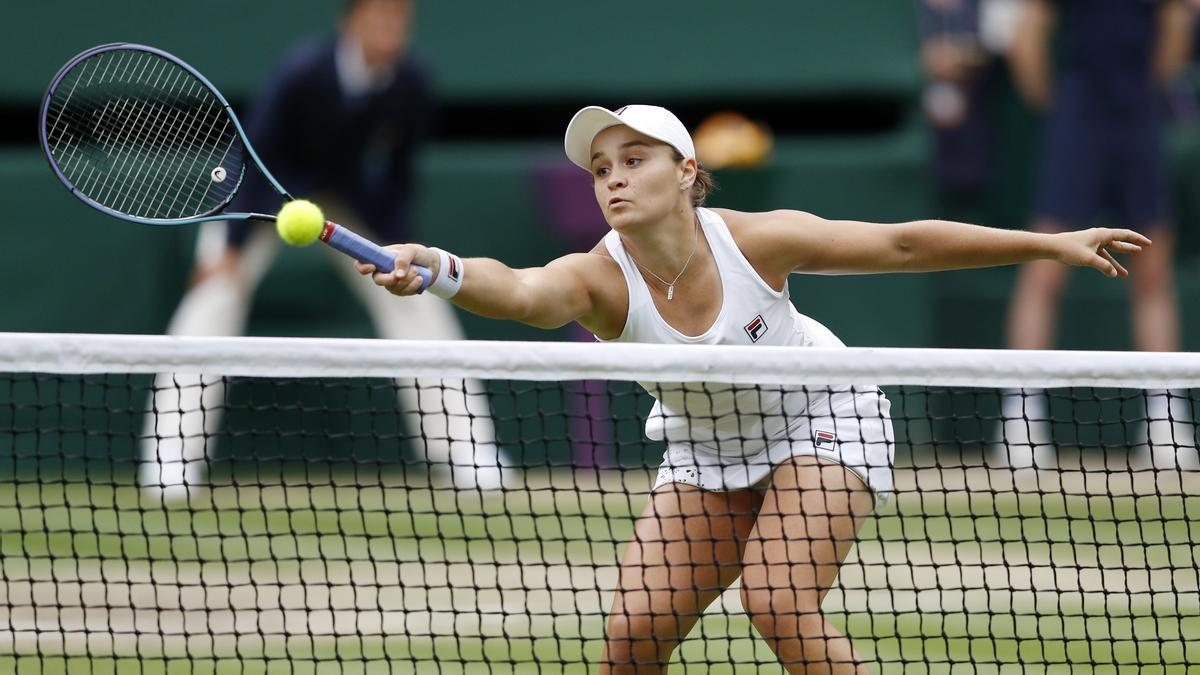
[678,157,698,191]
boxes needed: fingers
[371,261,425,296]
[1090,228,1151,249]
[1097,248,1127,277]
[1106,241,1143,254]
[399,269,426,294]
[358,243,426,295]
[1091,256,1117,278]
[1075,229,1145,280]
[1116,229,1153,247]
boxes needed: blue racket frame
[39,42,430,288]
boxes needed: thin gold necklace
[627,217,700,301]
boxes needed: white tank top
[600,208,851,454]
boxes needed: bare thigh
[742,455,875,611]
[602,484,763,670]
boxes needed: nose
[606,170,627,191]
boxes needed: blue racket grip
[320,222,431,292]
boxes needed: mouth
[608,197,628,207]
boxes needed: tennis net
[0,333,1197,674]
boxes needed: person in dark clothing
[917,0,1018,203]
[1001,0,1196,466]
[221,11,432,253]
[142,0,507,499]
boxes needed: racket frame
[40,42,293,227]
[39,43,431,288]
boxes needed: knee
[740,586,824,640]
[1131,257,1175,296]
[604,609,680,672]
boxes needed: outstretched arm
[735,210,1151,278]
[355,245,602,330]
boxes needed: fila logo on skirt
[814,430,836,448]
[743,315,768,342]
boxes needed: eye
[594,166,609,177]
[625,157,642,167]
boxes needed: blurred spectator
[1002,0,1196,466]
[917,0,1020,214]
[142,0,507,499]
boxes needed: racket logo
[211,167,227,183]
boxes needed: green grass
[0,476,1196,673]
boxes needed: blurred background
[3,0,1200,350]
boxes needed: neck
[618,206,700,279]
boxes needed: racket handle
[320,222,431,292]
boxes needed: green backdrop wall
[1,1,918,105]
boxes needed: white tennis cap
[564,105,696,171]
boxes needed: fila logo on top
[814,430,836,448]
[743,315,767,342]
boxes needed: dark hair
[672,149,716,207]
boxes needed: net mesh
[0,334,1197,674]
[42,46,245,221]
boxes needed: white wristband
[426,247,464,299]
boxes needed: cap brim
[564,106,625,170]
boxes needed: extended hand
[354,243,439,296]
[1054,228,1152,278]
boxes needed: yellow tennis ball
[276,199,325,246]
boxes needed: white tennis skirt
[652,388,895,508]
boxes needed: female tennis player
[356,105,1149,674]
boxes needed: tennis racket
[38,42,431,288]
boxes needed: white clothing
[600,208,894,504]
[335,37,397,97]
[140,217,505,496]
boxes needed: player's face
[589,125,687,231]
[346,0,412,68]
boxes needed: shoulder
[710,208,826,285]
[535,240,622,290]
[557,240,621,281]
[397,50,434,79]
[711,207,824,246]
[556,240,627,339]
[260,38,335,96]
[390,51,434,95]
[276,37,335,77]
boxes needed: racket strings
[44,48,245,221]
[83,54,237,218]
[64,53,190,213]
[81,53,188,212]
[49,58,227,219]
[55,51,236,215]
